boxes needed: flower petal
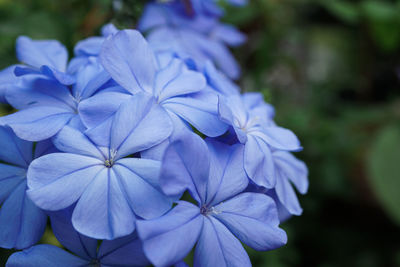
[50,208,98,260]
[244,135,276,188]
[136,201,203,267]
[155,58,206,101]
[72,168,135,240]
[5,77,75,111]
[27,153,103,210]
[205,140,248,206]
[78,91,130,129]
[0,164,26,203]
[250,126,302,151]
[194,217,251,267]
[163,95,228,137]
[100,30,156,94]
[160,132,209,203]
[99,234,149,267]
[52,126,105,160]
[1,107,74,142]
[273,151,309,194]
[16,36,68,71]
[114,158,172,219]
[0,126,32,168]
[6,244,88,267]
[110,94,172,158]
[214,193,287,251]
[274,174,303,216]
[0,182,46,249]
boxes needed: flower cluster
[1,1,308,266]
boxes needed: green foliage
[368,124,400,226]
[322,0,400,52]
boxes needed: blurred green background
[1,0,400,266]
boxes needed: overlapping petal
[27,153,104,210]
[194,217,251,267]
[137,201,203,267]
[100,30,157,94]
[72,168,135,240]
[160,132,209,203]
[6,244,89,267]
[213,193,287,251]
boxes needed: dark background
[0,0,400,266]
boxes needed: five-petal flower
[137,133,287,267]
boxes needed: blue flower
[138,1,246,79]
[219,93,302,189]
[0,126,54,249]
[79,29,227,150]
[1,55,113,141]
[136,133,287,267]
[6,208,149,267]
[27,93,173,240]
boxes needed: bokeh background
[1,0,400,266]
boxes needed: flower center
[104,159,114,168]
[90,259,101,267]
[200,205,220,216]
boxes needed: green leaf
[367,124,400,226]
[361,0,400,52]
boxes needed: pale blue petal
[84,118,114,148]
[72,168,135,240]
[111,94,173,158]
[275,173,303,215]
[100,30,157,94]
[78,91,130,129]
[244,135,276,188]
[74,37,104,57]
[194,217,251,267]
[6,244,88,267]
[52,126,105,160]
[273,151,309,194]
[1,107,75,141]
[136,201,203,267]
[205,140,248,206]
[27,153,103,210]
[211,24,246,47]
[101,23,118,36]
[160,133,209,203]
[203,62,240,96]
[5,77,75,110]
[163,96,228,137]
[155,58,206,101]
[39,65,76,85]
[251,127,302,151]
[16,36,68,71]
[193,35,241,80]
[214,193,287,251]
[114,158,172,219]
[140,139,170,161]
